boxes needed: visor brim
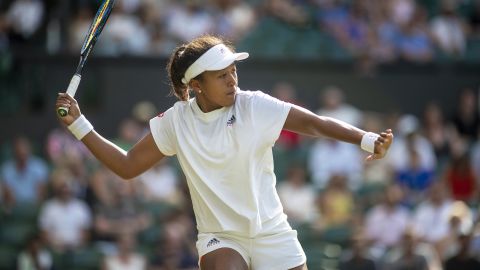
[205,52,249,71]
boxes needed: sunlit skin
[190,64,238,112]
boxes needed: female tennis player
[56,35,393,270]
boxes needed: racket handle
[58,74,82,117]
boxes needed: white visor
[181,44,249,85]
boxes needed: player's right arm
[56,93,165,179]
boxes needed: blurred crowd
[1,83,480,270]
[1,0,480,63]
[271,84,480,270]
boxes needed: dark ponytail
[166,35,235,101]
[167,45,189,101]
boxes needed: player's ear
[190,79,202,95]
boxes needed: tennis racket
[57,0,116,117]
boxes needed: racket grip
[58,74,82,117]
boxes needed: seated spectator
[46,126,94,203]
[96,3,151,56]
[442,201,475,259]
[4,0,44,45]
[39,168,92,252]
[1,136,49,207]
[452,88,479,142]
[91,166,151,243]
[369,1,400,63]
[315,175,355,231]
[385,229,429,270]
[336,0,370,56]
[396,6,434,62]
[137,158,182,205]
[395,148,434,205]
[315,0,349,34]
[412,182,454,260]
[316,86,363,127]
[210,0,256,42]
[278,164,316,226]
[430,0,467,56]
[388,0,416,27]
[112,118,142,151]
[387,114,437,180]
[64,151,93,203]
[364,184,410,259]
[444,234,480,270]
[421,101,452,168]
[308,138,363,190]
[339,231,377,270]
[17,232,53,270]
[443,137,477,202]
[131,100,158,136]
[46,126,93,167]
[148,210,198,270]
[102,233,147,270]
[165,0,214,43]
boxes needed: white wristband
[68,114,93,140]
[361,132,380,153]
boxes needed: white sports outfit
[150,89,306,269]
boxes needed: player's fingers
[385,133,394,144]
[56,102,71,110]
[55,102,70,109]
[56,96,71,104]
[57,94,71,104]
[366,154,376,161]
[56,97,71,105]
[375,141,384,147]
[58,93,78,104]
[377,137,386,143]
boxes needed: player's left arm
[283,105,393,160]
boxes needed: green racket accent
[58,108,68,117]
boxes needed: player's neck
[196,96,222,113]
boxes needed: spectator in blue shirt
[396,7,434,62]
[0,136,49,206]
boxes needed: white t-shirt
[412,200,453,242]
[39,198,92,246]
[138,162,179,201]
[150,89,292,237]
[277,182,316,223]
[365,205,410,247]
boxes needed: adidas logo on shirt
[227,115,236,126]
[207,238,220,247]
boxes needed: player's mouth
[226,89,236,96]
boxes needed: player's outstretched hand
[56,93,82,125]
[366,129,394,161]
